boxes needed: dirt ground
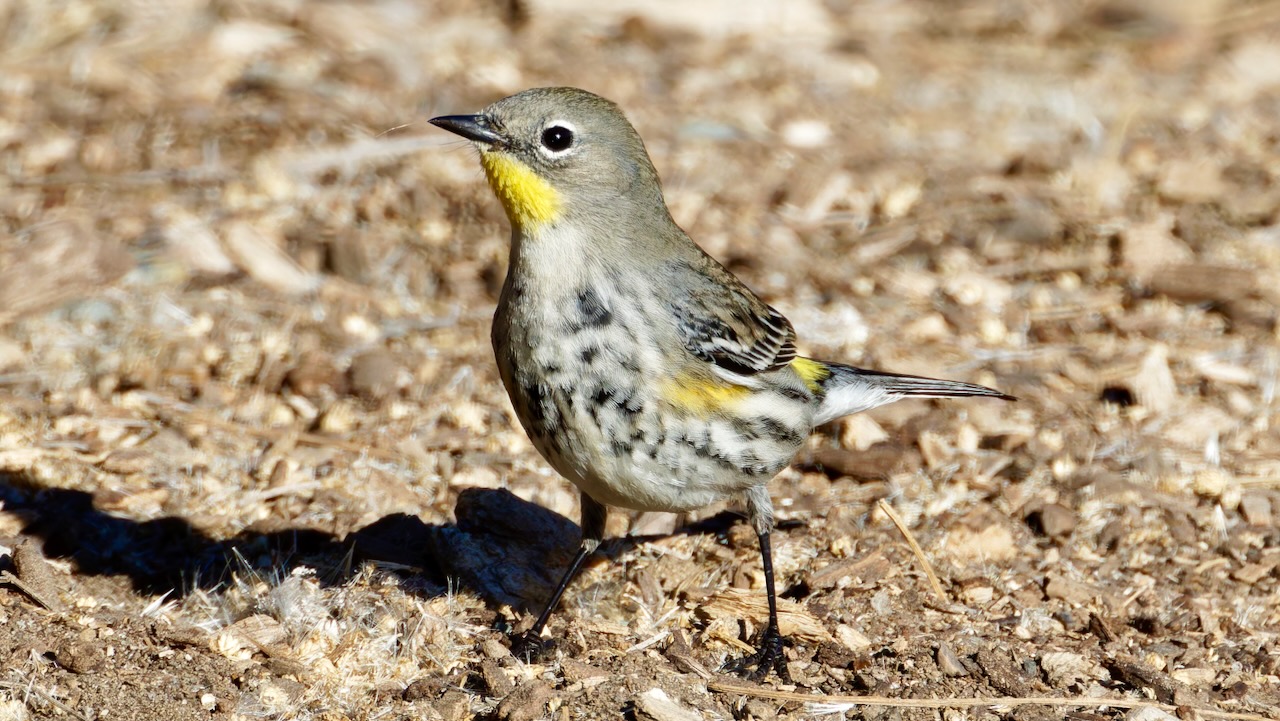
[1,0,1279,719]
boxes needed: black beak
[428,114,504,145]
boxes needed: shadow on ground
[0,470,745,615]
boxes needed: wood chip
[1158,158,1227,204]
[634,688,700,721]
[1041,651,1105,687]
[1131,343,1177,414]
[943,524,1017,564]
[1122,215,1193,283]
[808,551,891,591]
[1148,263,1258,305]
[211,614,288,660]
[699,587,833,643]
[839,414,888,452]
[1238,492,1272,527]
[220,218,319,295]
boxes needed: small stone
[1165,511,1197,546]
[495,680,551,721]
[1045,573,1094,606]
[433,690,471,721]
[347,348,404,401]
[742,698,777,721]
[55,639,105,673]
[481,638,510,659]
[402,678,439,702]
[1041,651,1099,687]
[814,640,858,669]
[976,647,1032,696]
[785,660,812,684]
[1037,503,1077,539]
[560,659,607,683]
[937,642,967,677]
[285,352,344,399]
[480,659,514,697]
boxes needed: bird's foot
[722,626,791,682]
[509,630,554,663]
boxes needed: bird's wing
[667,256,797,376]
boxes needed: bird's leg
[510,493,606,662]
[723,487,791,681]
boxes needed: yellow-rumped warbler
[430,87,1013,680]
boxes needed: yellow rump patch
[662,374,750,415]
[790,357,830,393]
[479,151,562,229]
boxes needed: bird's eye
[541,125,574,152]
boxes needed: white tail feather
[812,363,1013,426]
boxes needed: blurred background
[0,0,1278,719]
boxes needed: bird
[429,87,1014,680]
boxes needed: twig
[0,570,63,612]
[876,499,946,602]
[707,680,1279,721]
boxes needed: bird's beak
[429,114,504,145]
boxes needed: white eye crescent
[539,121,577,156]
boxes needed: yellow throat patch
[480,151,562,229]
[789,357,830,393]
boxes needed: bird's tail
[808,360,1015,426]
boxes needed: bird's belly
[494,283,811,513]
[573,412,800,512]
[498,339,805,512]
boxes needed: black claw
[510,631,554,663]
[722,626,791,682]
